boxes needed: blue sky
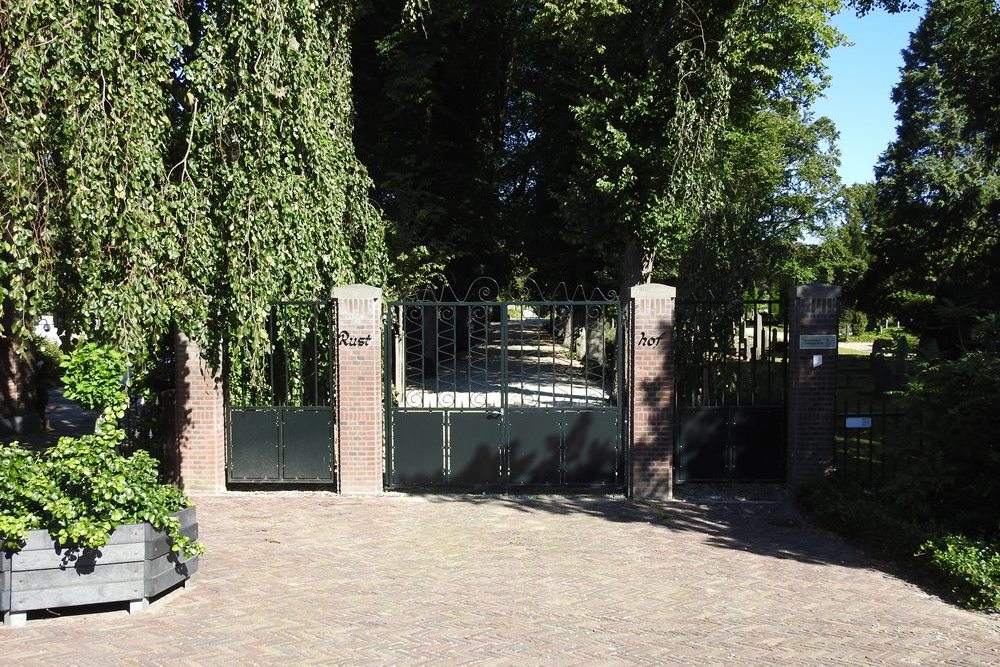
[812,6,923,185]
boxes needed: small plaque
[799,334,837,350]
[846,416,872,429]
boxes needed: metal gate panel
[675,408,728,483]
[731,407,784,481]
[386,280,623,492]
[564,410,618,486]
[448,412,502,486]
[228,409,280,481]
[673,299,787,484]
[392,411,445,485]
[281,409,334,481]
[508,409,561,486]
[226,300,338,486]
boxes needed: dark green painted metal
[392,412,445,485]
[281,409,334,481]
[448,412,502,486]
[228,409,280,480]
[508,410,561,486]
[673,299,788,484]
[386,284,624,491]
[226,300,338,485]
[675,406,785,483]
[564,410,619,487]
[675,408,728,484]
[731,406,784,481]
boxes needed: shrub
[919,535,1000,612]
[60,342,127,412]
[0,344,202,556]
[840,309,868,338]
[893,351,1000,536]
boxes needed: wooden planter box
[1,506,198,627]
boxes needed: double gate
[673,299,787,483]
[220,292,786,490]
[385,281,624,490]
[226,301,338,484]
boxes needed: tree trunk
[0,301,40,435]
[619,233,656,297]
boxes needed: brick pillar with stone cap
[628,283,677,500]
[333,284,383,494]
[173,332,226,493]
[786,283,842,487]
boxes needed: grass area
[836,354,876,405]
[845,328,920,346]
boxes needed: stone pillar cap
[792,283,842,298]
[628,283,677,299]
[333,284,382,300]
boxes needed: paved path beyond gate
[2,494,998,665]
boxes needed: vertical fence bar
[269,306,276,406]
[854,398,861,482]
[583,305,591,404]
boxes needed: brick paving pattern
[2,493,998,665]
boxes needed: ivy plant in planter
[1,343,204,626]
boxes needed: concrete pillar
[333,284,383,494]
[628,283,677,500]
[786,283,842,487]
[173,332,226,493]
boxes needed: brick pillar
[173,332,225,493]
[628,283,677,500]
[786,283,841,487]
[332,284,383,494]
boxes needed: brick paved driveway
[3,493,998,665]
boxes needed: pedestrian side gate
[384,280,625,490]
[673,299,787,483]
[226,300,338,484]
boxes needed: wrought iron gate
[385,280,624,491]
[674,299,787,483]
[226,300,338,484]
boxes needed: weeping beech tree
[1,0,387,376]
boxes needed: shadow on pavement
[406,491,889,572]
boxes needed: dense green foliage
[354,0,844,296]
[0,344,201,555]
[178,0,388,378]
[801,183,874,309]
[867,0,1000,350]
[919,535,1000,611]
[1,0,190,360]
[1,0,386,373]
[60,342,127,412]
[893,351,1000,535]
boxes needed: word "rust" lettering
[339,331,372,347]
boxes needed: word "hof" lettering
[637,331,665,348]
[339,331,372,347]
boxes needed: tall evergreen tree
[869,0,1000,349]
